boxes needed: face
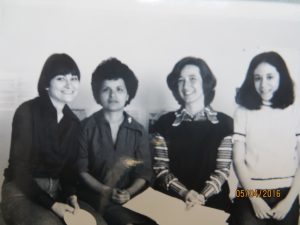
[99,78,129,112]
[253,62,280,102]
[47,73,80,104]
[177,64,204,106]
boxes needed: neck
[262,100,272,106]
[184,101,205,116]
[49,95,65,121]
[103,110,124,125]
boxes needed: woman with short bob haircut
[1,53,103,225]
[151,56,233,223]
[232,51,300,225]
[77,58,158,225]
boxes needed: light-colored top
[233,105,300,189]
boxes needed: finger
[186,201,195,210]
[278,215,285,221]
[265,210,273,217]
[274,213,284,221]
[74,202,80,210]
[65,205,75,214]
[256,213,264,220]
[112,195,121,202]
[70,199,80,209]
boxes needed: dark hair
[236,51,294,109]
[37,53,80,96]
[167,56,216,106]
[91,58,138,106]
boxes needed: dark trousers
[78,189,158,225]
[1,180,106,225]
[232,188,299,225]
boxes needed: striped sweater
[151,108,233,209]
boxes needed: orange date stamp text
[235,189,281,198]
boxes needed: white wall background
[1,0,300,224]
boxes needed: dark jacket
[4,94,80,208]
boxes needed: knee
[29,213,64,225]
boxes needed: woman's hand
[111,189,131,204]
[51,202,75,218]
[184,190,203,210]
[249,197,272,219]
[68,195,80,212]
[271,198,294,220]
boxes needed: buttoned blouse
[78,110,152,189]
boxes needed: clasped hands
[250,197,293,221]
[51,195,80,218]
[184,190,205,210]
[111,188,131,204]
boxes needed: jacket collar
[95,109,143,133]
[172,106,219,127]
[38,94,78,122]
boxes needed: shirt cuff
[232,133,246,143]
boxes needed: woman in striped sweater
[151,57,233,220]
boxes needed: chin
[61,97,75,103]
[106,107,124,112]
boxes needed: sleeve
[77,121,90,174]
[200,136,232,200]
[151,133,188,199]
[132,128,152,183]
[295,106,300,142]
[7,103,55,209]
[232,107,247,143]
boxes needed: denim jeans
[1,179,107,225]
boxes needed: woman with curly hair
[77,58,158,225]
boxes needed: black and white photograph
[0,0,300,225]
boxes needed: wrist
[101,185,111,193]
[179,189,189,200]
[199,193,206,203]
[51,202,58,211]
[68,195,77,201]
[284,195,296,205]
[124,189,133,197]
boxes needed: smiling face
[177,64,204,106]
[99,78,129,112]
[47,73,79,104]
[253,62,280,102]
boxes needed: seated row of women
[1,51,299,225]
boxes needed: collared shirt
[78,110,152,189]
[172,106,219,127]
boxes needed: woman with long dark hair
[233,51,300,225]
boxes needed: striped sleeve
[151,133,188,199]
[200,136,232,200]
